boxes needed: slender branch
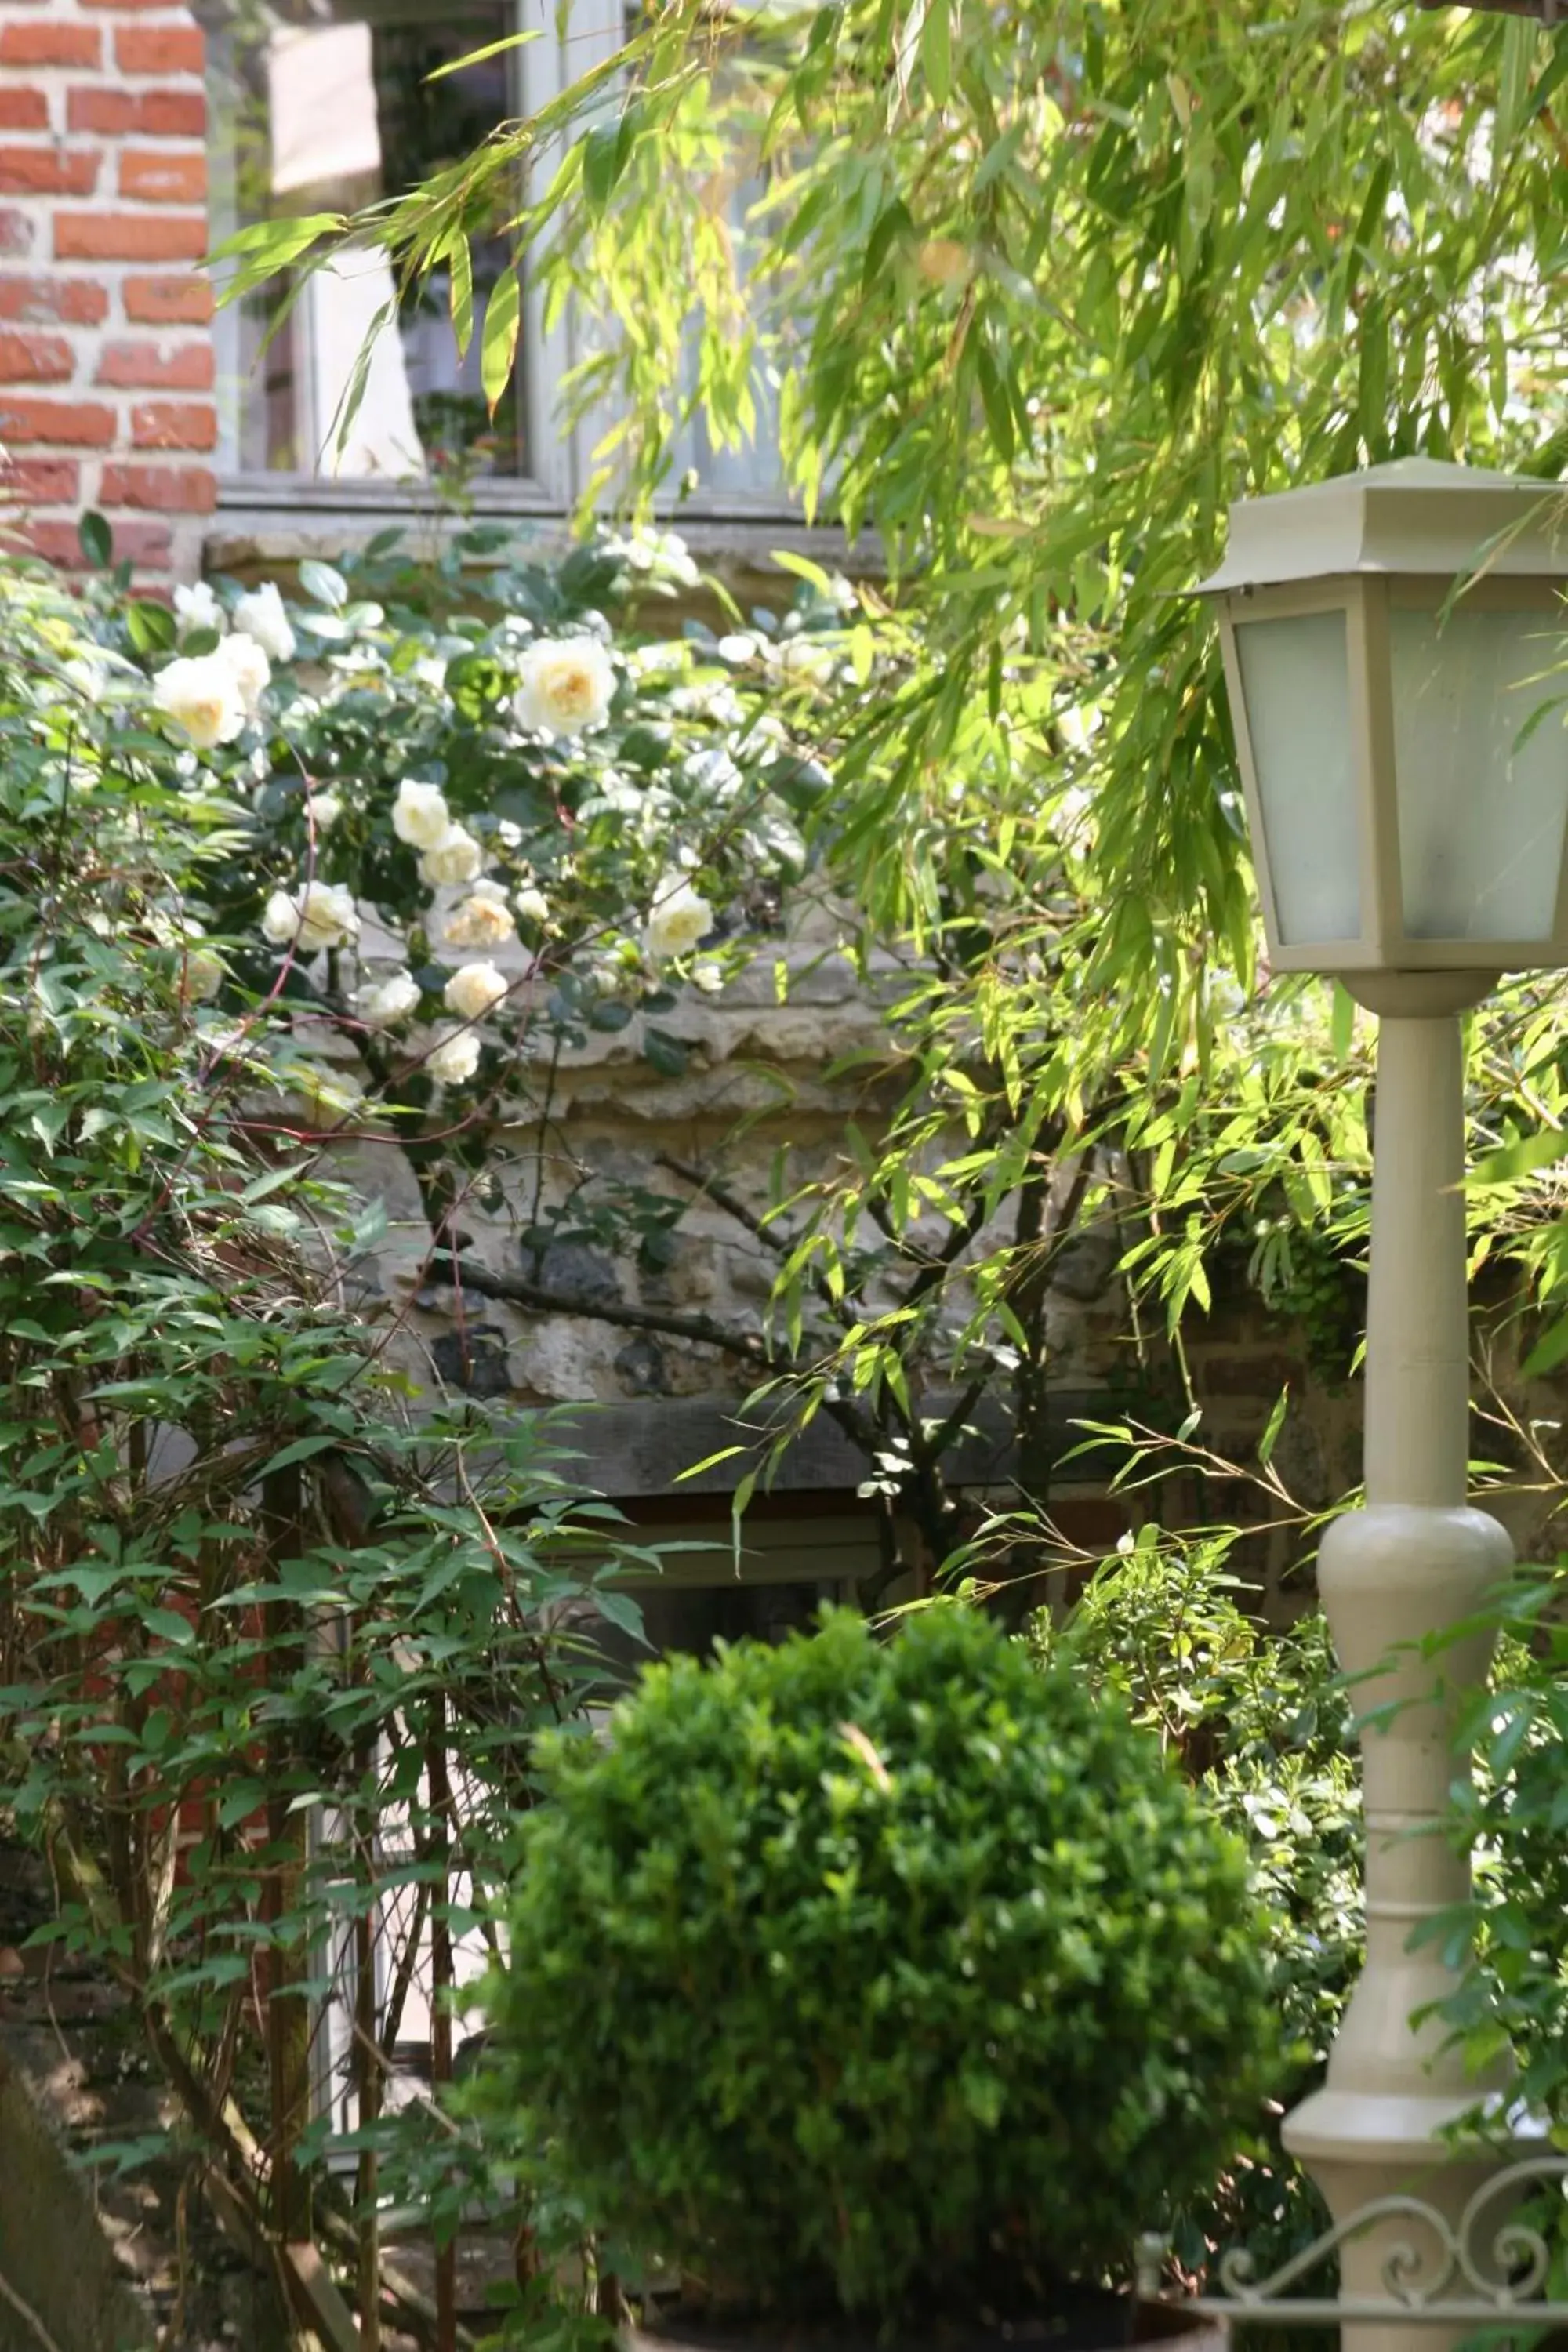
[0,2268,64,2352]
[655,1152,779,1250]
[449,1258,783,1362]
[924,1373,989,1468]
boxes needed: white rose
[418,823,483,888]
[354,968,422,1029]
[154,652,246,750]
[691,960,724,996]
[260,878,359,953]
[392,778,451,849]
[442,884,516,950]
[1057,702,1102,753]
[310,789,343,831]
[607,528,699,589]
[645,870,713,961]
[426,1027,481,1087]
[219,630,270,720]
[174,580,226,639]
[515,885,550,927]
[514,637,615,737]
[668,681,745,727]
[771,634,837,683]
[653,530,699,589]
[233,582,297,665]
[444,961,510,1022]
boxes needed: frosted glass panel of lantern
[1233,610,1361,945]
[1392,608,1568,942]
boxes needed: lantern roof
[1196,458,1568,594]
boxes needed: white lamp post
[1198,458,1568,2350]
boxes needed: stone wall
[318,903,1568,1611]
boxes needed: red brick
[26,516,170,572]
[0,457,80,505]
[54,212,208,263]
[119,148,205,204]
[131,398,216,451]
[0,146,100,197]
[123,271,211,325]
[100,460,214,513]
[97,337,213,390]
[115,26,203,74]
[0,89,48,132]
[0,274,106,325]
[0,396,115,445]
[0,24,100,67]
[0,328,72,383]
[0,208,34,256]
[69,88,205,137]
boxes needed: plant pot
[625,2287,1227,2352]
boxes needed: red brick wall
[0,0,213,579]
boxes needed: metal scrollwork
[1172,2156,1568,2329]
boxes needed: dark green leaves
[78,510,113,568]
[126,598,176,655]
[485,1607,1278,2322]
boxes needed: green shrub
[481,1605,1279,2324]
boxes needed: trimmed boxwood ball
[481,1606,1277,2325]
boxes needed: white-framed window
[199,0,789,517]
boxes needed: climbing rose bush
[69,525,851,1250]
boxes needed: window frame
[206,0,802,528]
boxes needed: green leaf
[78,511,112,568]
[329,296,395,461]
[481,260,521,416]
[449,234,474,361]
[1258,1386,1289,1468]
[590,1586,648,1642]
[426,28,539,79]
[642,1026,690,1077]
[973,336,1014,463]
[1523,1316,1568,1380]
[1497,16,1538,154]
[143,1610,195,1649]
[581,102,641,218]
[920,0,952,107]
[126,599,176,655]
[673,1446,748,1483]
[1473,1127,1568,1186]
[209,212,344,268]
[256,1435,339,1478]
[298,558,347,612]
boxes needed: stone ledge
[544,1387,1111,1499]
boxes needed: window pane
[1392,605,1568,943]
[202,2,521,480]
[1232,609,1363,947]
